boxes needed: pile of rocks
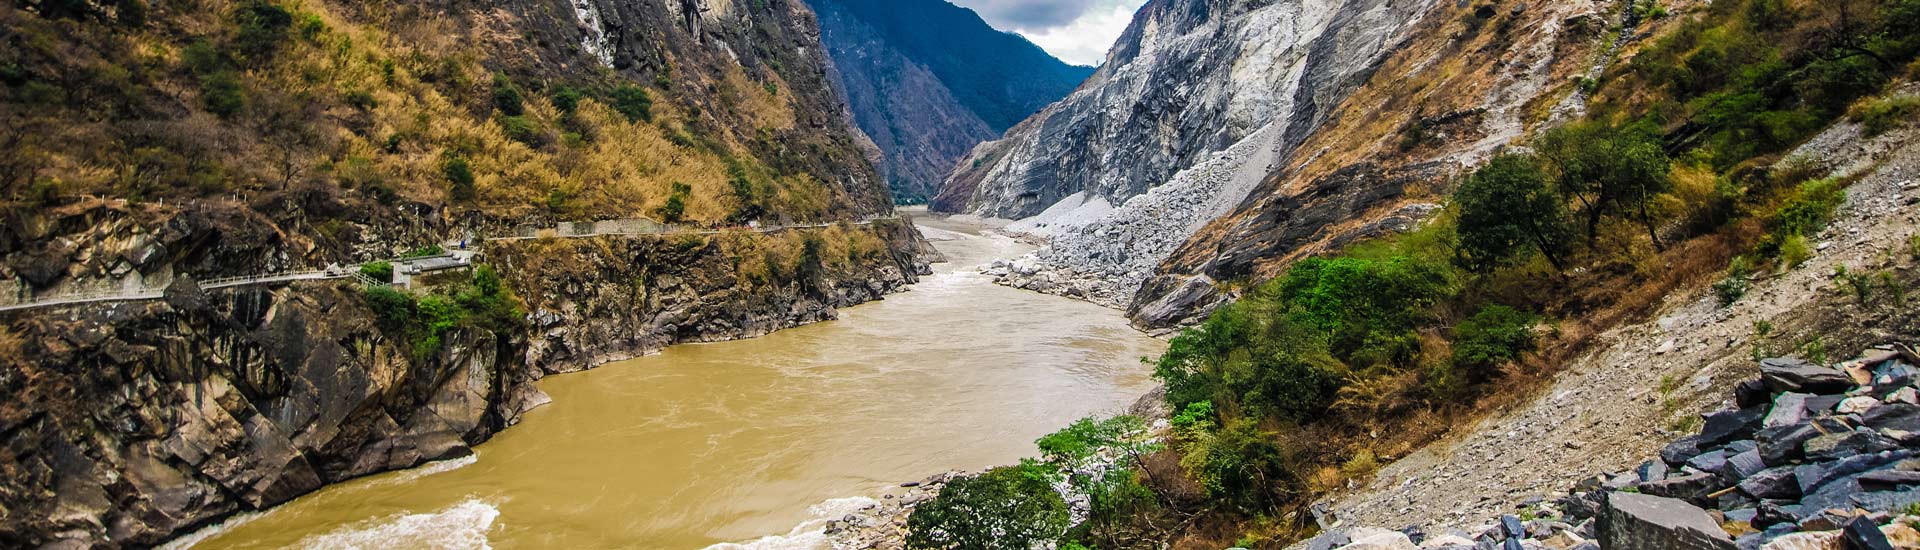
[1305,347,1920,549]
[984,124,1283,309]
[823,471,961,550]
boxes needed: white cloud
[951,0,1146,66]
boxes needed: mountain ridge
[809,0,1094,202]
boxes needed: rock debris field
[1305,349,1920,550]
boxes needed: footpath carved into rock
[0,216,899,313]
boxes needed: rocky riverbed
[1303,348,1920,550]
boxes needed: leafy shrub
[905,464,1068,550]
[1755,178,1847,258]
[296,12,325,39]
[406,245,445,257]
[359,260,394,282]
[492,73,524,115]
[499,115,543,146]
[200,71,247,117]
[1449,305,1539,381]
[1036,416,1147,466]
[656,181,691,223]
[1780,234,1813,269]
[231,0,293,62]
[1713,257,1752,306]
[1169,400,1215,432]
[726,158,770,222]
[443,154,476,201]
[1844,270,1875,302]
[551,85,585,113]
[362,285,411,329]
[1275,255,1451,367]
[612,84,653,122]
[359,265,522,358]
[1177,419,1299,513]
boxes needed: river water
[176,214,1166,550]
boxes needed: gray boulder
[1804,429,1899,461]
[1727,449,1767,478]
[1597,492,1737,550]
[1756,417,1852,465]
[1701,406,1768,446]
[1760,357,1853,394]
[1663,435,1707,465]
[1863,404,1920,432]
[1763,393,1812,428]
[1844,516,1896,550]
[1640,471,1721,501]
[1737,466,1800,499]
[1687,450,1731,474]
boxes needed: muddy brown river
[171,214,1166,550]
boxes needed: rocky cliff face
[1134,0,1625,328]
[809,0,1093,203]
[811,0,998,204]
[935,0,1437,219]
[0,283,529,548]
[493,220,935,375]
[933,0,1445,315]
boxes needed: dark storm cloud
[950,0,1098,31]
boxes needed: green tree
[1536,121,1673,249]
[1454,153,1572,270]
[905,465,1069,550]
[612,84,653,122]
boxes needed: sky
[948,0,1149,66]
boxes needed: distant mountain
[810,0,1094,203]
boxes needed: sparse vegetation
[1849,94,1920,136]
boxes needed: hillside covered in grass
[0,0,896,295]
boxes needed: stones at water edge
[1598,492,1738,550]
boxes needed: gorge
[6,0,1920,548]
[165,215,1166,549]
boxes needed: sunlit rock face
[937,0,1436,219]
